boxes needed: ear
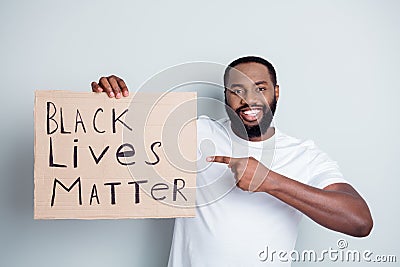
[224,88,230,104]
[274,85,280,102]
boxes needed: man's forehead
[227,62,272,85]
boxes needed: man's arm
[208,156,373,237]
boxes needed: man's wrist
[258,169,279,193]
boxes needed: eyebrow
[229,83,245,88]
[255,80,269,85]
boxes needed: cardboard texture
[34,91,197,219]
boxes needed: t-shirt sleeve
[306,141,348,189]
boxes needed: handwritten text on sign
[34,91,197,219]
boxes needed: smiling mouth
[239,107,263,122]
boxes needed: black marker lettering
[49,137,67,168]
[173,178,187,201]
[151,183,169,201]
[46,102,58,134]
[112,108,132,133]
[145,141,162,165]
[93,108,105,134]
[116,143,135,166]
[128,180,148,204]
[73,139,78,168]
[104,182,121,205]
[60,108,71,134]
[90,184,100,205]
[75,109,86,133]
[51,177,82,206]
[89,145,110,164]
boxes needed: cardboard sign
[34,91,197,219]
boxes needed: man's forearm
[262,171,373,237]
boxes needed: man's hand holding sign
[91,75,129,99]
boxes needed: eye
[257,87,267,92]
[231,89,243,95]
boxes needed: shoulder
[275,129,329,162]
[197,116,230,135]
[275,129,316,150]
[197,115,217,129]
[275,130,346,187]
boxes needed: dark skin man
[91,62,373,237]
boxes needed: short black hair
[223,56,277,88]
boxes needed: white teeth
[243,110,260,116]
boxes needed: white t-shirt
[168,116,347,267]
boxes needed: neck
[249,127,275,142]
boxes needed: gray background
[1,0,399,266]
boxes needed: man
[91,56,373,266]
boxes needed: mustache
[235,104,266,113]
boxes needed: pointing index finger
[207,156,232,165]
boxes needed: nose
[241,89,261,106]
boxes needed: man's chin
[232,120,270,140]
[240,113,271,129]
[244,115,273,138]
[241,119,261,127]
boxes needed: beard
[225,96,277,140]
